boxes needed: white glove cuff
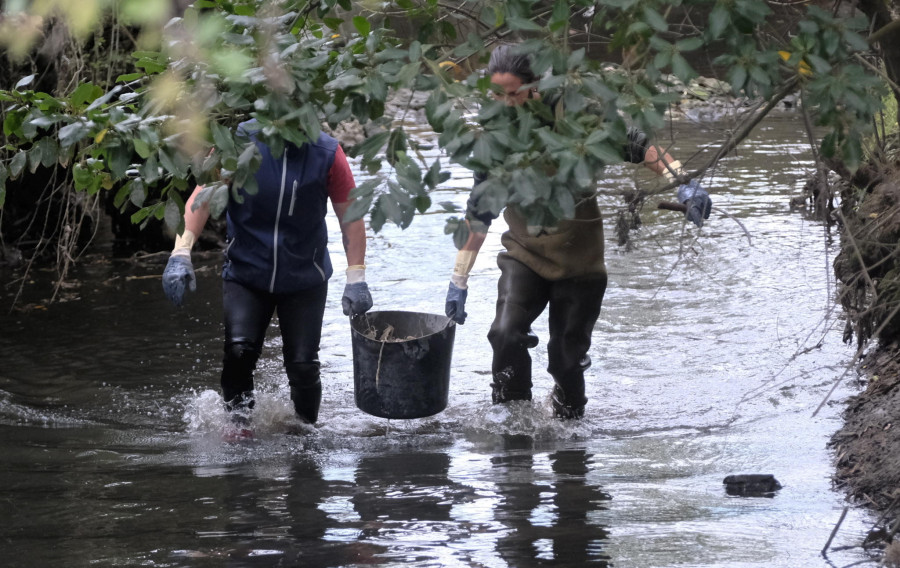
[172,229,197,255]
[450,273,469,289]
[662,160,683,182]
[346,265,366,284]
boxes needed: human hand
[677,179,712,228]
[342,282,373,316]
[162,254,196,307]
[445,281,468,324]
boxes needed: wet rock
[723,474,782,497]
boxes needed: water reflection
[491,438,611,566]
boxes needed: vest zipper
[288,180,297,216]
[312,248,326,280]
[270,152,289,293]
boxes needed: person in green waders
[445,44,712,419]
[161,120,374,438]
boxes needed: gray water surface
[0,114,875,567]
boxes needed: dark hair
[487,44,536,84]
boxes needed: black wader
[489,253,607,418]
[221,279,328,424]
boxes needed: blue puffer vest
[223,122,340,294]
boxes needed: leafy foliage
[0,0,891,248]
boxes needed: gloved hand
[446,282,468,324]
[677,179,712,228]
[162,254,196,307]
[342,282,373,316]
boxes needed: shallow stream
[0,112,876,567]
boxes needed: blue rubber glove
[445,282,468,324]
[677,179,712,228]
[162,254,196,307]
[342,282,373,316]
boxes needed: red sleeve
[327,145,356,204]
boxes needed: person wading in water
[444,43,712,419]
[162,120,374,438]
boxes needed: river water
[0,112,877,567]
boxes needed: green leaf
[130,204,153,225]
[573,157,592,188]
[28,144,42,174]
[348,130,390,160]
[141,154,161,184]
[842,135,862,173]
[325,74,365,91]
[343,194,373,224]
[58,120,92,148]
[676,37,704,52]
[210,184,229,218]
[14,75,35,90]
[477,100,506,122]
[728,66,748,92]
[414,194,431,214]
[409,41,422,62]
[133,137,151,159]
[70,83,103,108]
[806,54,831,74]
[506,17,542,32]
[472,135,492,169]
[73,163,93,191]
[158,147,188,178]
[38,137,58,168]
[671,54,696,81]
[424,159,450,189]
[0,165,7,208]
[164,199,182,232]
[114,180,135,208]
[299,105,322,144]
[116,72,145,83]
[3,109,24,138]
[452,218,470,250]
[236,142,258,171]
[210,122,236,154]
[353,16,371,37]
[708,4,730,39]
[567,48,585,70]
[586,141,623,165]
[322,17,343,30]
[386,127,408,166]
[106,145,131,179]
[654,50,672,70]
[642,6,668,32]
[9,150,27,179]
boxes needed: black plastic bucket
[350,310,456,419]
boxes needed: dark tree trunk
[858,0,900,132]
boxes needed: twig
[823,506,850,558]
[813,281,900,416]
[711,206,752,245]
[657,201,752,245]
[654,76,801,194]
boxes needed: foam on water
[0,387,92,428]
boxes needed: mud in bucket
[350,310,456,419]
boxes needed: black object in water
[723,474,783,497]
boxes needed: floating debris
[723,474,783,497]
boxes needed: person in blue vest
[161,121,373,432]
[444,44,712,420]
